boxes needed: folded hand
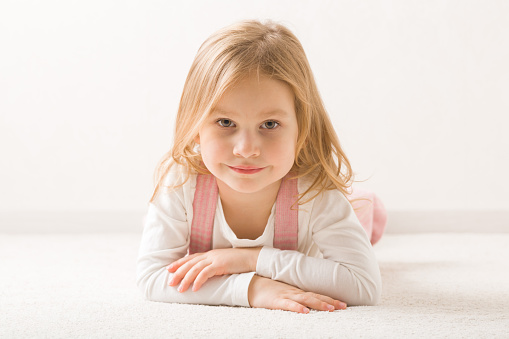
[167,247,262,292]
[248,275,347,313]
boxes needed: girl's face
[195,74,298,195]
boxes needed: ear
[194,134,200,144]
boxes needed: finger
[168,253,199,272]
[178,260,211,292]
[192,265,217,291]
[293,293,335,312]
[168,256,204,286]
[304,292,347,310]
[334,300,348,310]
[275,298,310,314]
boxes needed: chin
[224,179,267,194]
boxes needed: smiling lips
[227,165,265,174]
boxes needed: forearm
[255,247,382,306]
[137,263,256,307]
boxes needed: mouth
[227,165,265,175]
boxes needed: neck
[216,179,282,214]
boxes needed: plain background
[1,0,508,232]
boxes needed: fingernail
[168,264,174,270]
[327,304,335,311]
[177,285,183,292]
[339,302,347,309]
[303,307,310,314]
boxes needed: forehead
[211,74,295,118]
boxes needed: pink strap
[189,174,218,254]
[274,174,299,250]
[189,173,299,254]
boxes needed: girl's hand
[167,247,262,292]
[248,275,347,314]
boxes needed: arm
[136,179,255,307]
[254,189,382,306]
[154,240,347,313]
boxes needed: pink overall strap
[189,173,299,253]
[273,173,299,250]
[189,173,218,254]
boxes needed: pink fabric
[189,173,387,253]
[273,174,299,250]
[348,188,387,245]
[189,174,218,254]
[189,173,299,254]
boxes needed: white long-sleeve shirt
[136,166,382,307]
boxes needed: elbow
[354,270,382,306]
[360,280,382,306]
[136,266,166,302]
[136,271,153,301]
[337,266,382,306]
[136,265,182,303]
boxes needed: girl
[137,20,385,314]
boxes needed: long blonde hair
[150,19,354,205]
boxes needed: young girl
[137,20,386,314]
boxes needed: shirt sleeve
[136,171,255,307]
[255,188,382,306]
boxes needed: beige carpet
[1,233,508,338]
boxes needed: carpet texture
[1,233,508,338]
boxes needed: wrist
[247,274,261,307]
[250,247,262,272]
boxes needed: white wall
[1,0,508,232]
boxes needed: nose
[233,130,260,158]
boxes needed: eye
[217,119,235,128]
[261,120,280,129]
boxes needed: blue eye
[261,121,279,129]
[217,119,235,127]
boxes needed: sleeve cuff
[232,271,256,307]
[255,246,279,279]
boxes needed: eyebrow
[211,108,290,119]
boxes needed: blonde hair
[150,19,354,205]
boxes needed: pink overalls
[189,173,387,254]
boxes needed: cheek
[200,136,229,163]
[265,135,297,163]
